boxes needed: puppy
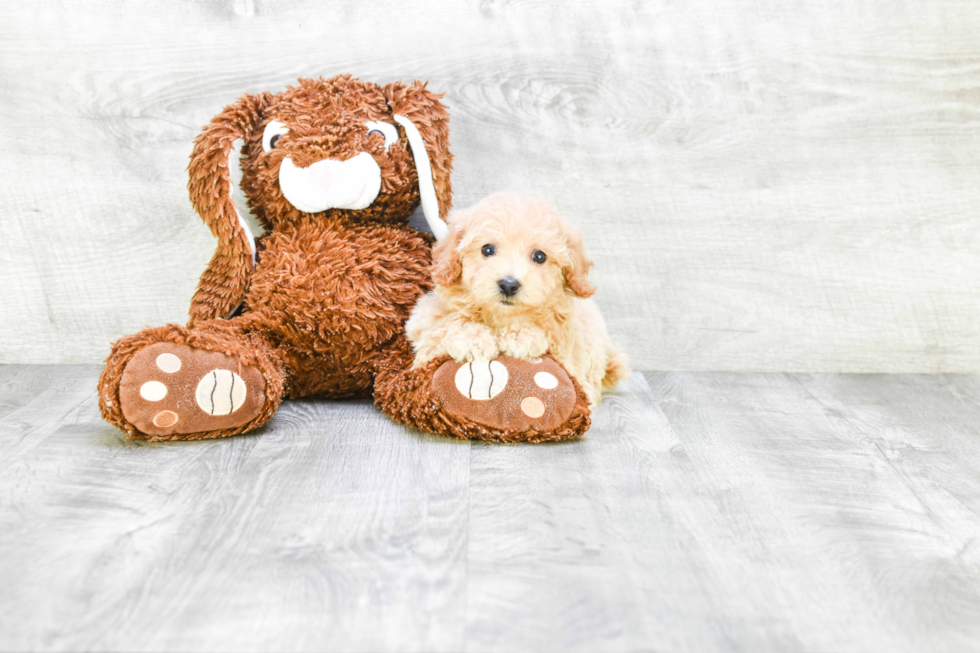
[406,191,629,405]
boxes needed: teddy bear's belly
[243,220,433,398]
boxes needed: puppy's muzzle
[497,276,521,298]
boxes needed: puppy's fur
[407,192,628,405]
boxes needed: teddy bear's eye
[364,121,398,152]
[481,244,496,257]
[262,120,289,153]
[531,250,547,264]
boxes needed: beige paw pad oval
[196,369,247,416]
[521,396,545,418]
[455,361,508,400]
[153,410,179,428]
[156,352,182,373]
[534,372,558,389]
[139,381,168,402]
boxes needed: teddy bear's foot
[373,337,590,443]
[432,355,578,433]
[117,342,267,438]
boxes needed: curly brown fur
[187,91,273,324]
[101,75,448,438]
[187,75,452,326]
[238,216,434,399]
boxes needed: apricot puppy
[406,191,628,405]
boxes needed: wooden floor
[2,366,980,652]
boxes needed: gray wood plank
[0,368,470,652]
[4,366,980,651]
[793,372,980,649]
[465,373,686,650]
[3,0,980,372]
[648,371,980,651]
[0,364,101,469]
[465,371,980,651]
[0,364,97,420]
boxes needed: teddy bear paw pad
[432,355,576,432]
[118,343,265,437]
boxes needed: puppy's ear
[563,225,596,298]
[382,81,453,240]
[431,218,465,287]
[187,91,272,326]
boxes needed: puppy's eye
[531,250,547,264]
[481,244,496,257]
[262,120,289,153]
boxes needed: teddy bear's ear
[382,81,453,240]
[186,91,272,326]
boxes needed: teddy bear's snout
[278,153,382,213]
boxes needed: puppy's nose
[497,277,521,297]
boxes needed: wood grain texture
[2,0,980,371]
[4,364,980,651]
[0,365,470,652]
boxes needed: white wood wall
[2,0,979,372]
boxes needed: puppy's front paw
[497,326,550,359]
[444,323,499,362]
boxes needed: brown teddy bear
[98,75,592,443]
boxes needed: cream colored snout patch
[278,152,382,213]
